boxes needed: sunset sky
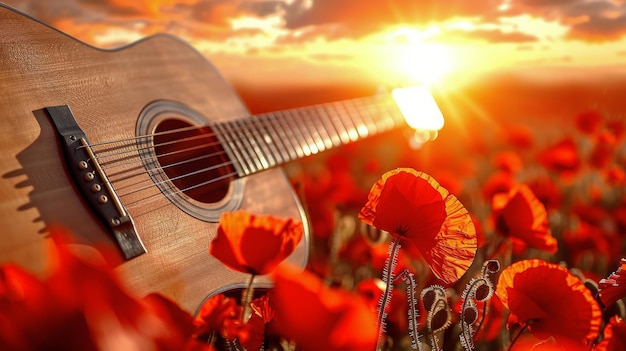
[4,0,626,90]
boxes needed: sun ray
[382,27,455,87]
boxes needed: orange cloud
[509,0,626,42]
[105,0,199,17]
[283,0,503,37]
[441,28,539,43]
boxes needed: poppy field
[1,77,626,350]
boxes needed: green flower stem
[241,274,256,323]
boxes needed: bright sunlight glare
[391,86,444,131]
[388,27,453,86]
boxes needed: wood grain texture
[0,4,309,313]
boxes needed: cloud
[509,0,626,42]
[7,0,626,49]
[283,0,503,35]
[568,14,626,41]
[441,28,539,44]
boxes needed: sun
[385,27,454,86]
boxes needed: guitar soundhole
[153,119,236,204]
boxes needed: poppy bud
[474,280,493,302]
[428,297,452,333]
[462,304,478,325]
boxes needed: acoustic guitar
[0,3,438,313]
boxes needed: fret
[317,103,342,148]
[367,98,392,133]
[212,88,424,176]
[271,112,304,160]
[241,118,274,170]
[213,122,248,176]
[262,113,294,163]
[344,98,369,138]
[233,119,264,172]
[337,101,360,142]
[280,110,312,157]
[371,95,397,133]
[305,105,334,150]
[325,103,351,145]
[381,99,399,131]
[357,96,379,136]
[292,108,322,154]
[223,120,258,174]
[251,116,282,166]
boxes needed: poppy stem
[376,235,402,351]
[474,299,488,337]
[507,323,529,351]
[241,274,255,323]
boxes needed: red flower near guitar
[209,211,304,276]
[0,226,213,351]
[270,264,378,351]
[358,168,477,285]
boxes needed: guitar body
[0,4,308,313]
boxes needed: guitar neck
[214,93,406,176]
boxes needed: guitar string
[102,99,401,211]
[103,97,397,173]
[91,97,396,185]
[90,98,401,210]
[90,97,396,181]
[79,95,395,155]
[94,102,357,182]
[120,162,238,207]
[109,150,229,190]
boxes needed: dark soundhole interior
[153,119,236,204]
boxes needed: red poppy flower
[575,110,602,135]
[240,295,274,351]
[594,316,626,351]
[509,334,593,351]
[491,184,557,254]
[359,168,477,285]
[0,226,208,351]
[495,259,602,345]
[482,171,516,202]
[210,211,303,275]
[604,166,626,187]
[562,220,614,269]
[501,124,534,150]
[537,138,581,180]
[338,234,389,272]
[598,258,626,309]
[606,119,625,140]
[492,150,524,174]
[0,265,58,350]
[527,176,563,211]
[193,294,245,342]
[587,130,616,169]
[270,264,377,351]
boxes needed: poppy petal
[598,258,626,308]
[492,184,557,254]
[210,211,303,275]
[271,264,377,351]
[496,259,602,344]
[359,169,477,284]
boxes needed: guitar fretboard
[213,94,406,176]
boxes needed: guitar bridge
[45,105,146,259]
